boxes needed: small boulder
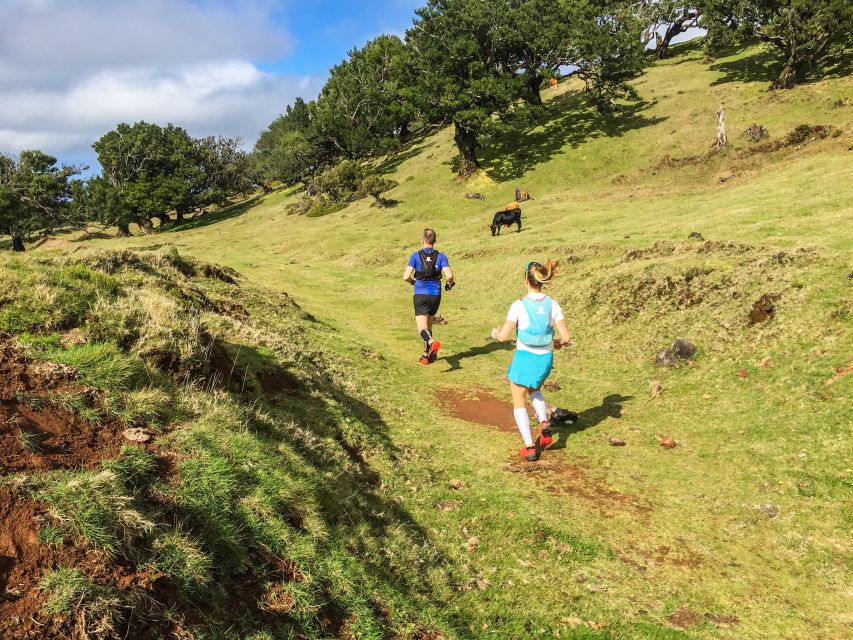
[688,231,704,240]
[609,436,626,446]
[657,434,677,449]
[465,192,486,200]
[655,338,696,367]
[123,428,151,444]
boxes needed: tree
[407,0,529,176]
[92,121,202,234]
[0,150,79,251]
[313,35,416,157]
[507,0,578,106]
[571,2,646,111]
[252,98,330,188]
[738,0,853,89]
[189,136,252,221]
[636,1,701,59]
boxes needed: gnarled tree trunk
[772,59,799,90]
[115,222,131,238]
[525,72,544,106]
[453,122,480,178]
[11,236,25,252]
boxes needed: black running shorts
[413,294,441,317]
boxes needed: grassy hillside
[5,41,852,639]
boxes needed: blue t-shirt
[408,248,449,296]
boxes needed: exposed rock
[657,434,677,449]
[609,436,626,446]
[122,427,151,443]
[688,231,704,240]
[757,503,778,518]
[655,338,696,367]
[464,192,486,200]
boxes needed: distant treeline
[1,0,850,249]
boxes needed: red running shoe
[520,446,540,462]
[419,354,430,365]
[428,340,441,362]
[538,420,553,449]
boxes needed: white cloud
[0,1,321,163]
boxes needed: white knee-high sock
[530,391,548,424]
[513,408,533,447]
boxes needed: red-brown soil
[0,487,166,639]
[438,387,518,432]
[0,337,163,638]
[0,337,125,473]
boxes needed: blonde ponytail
[526,260,560,288]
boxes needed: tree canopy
[0,150,79,251]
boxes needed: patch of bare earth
[0,337,173,638]
[667,605,740,630]
[0,337,126,473]
[439,387,651,518]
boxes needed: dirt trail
[439,386,651,518]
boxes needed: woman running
[491,261,573,462]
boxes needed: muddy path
[439,387,651,518]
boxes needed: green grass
[39,567,124,635]
[5,41,852,638]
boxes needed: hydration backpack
[517,297,554,347]
[414,250,442,281]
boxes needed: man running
[403,228,455,365]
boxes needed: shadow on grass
[199,339,475,636]
[710,44,781,86]
[711,41,853,87]
[376,140,437,176]
[480,91,667,182]
[548,393,634,451]
[442,340,514,372]
[164,194,265,233]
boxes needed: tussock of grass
[38,470,154,556]
[150,530,213,598]
[39,567,123,637]
[43,342,145,394]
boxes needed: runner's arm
[442,266,454,286]
[491,319,515,342]
[553,319,573,349]
[402,265,415,284]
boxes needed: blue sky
[0,0,424,171]
[262,0,421,75]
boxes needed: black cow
[490,208,522,236]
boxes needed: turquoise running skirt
[507,350,553,389]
